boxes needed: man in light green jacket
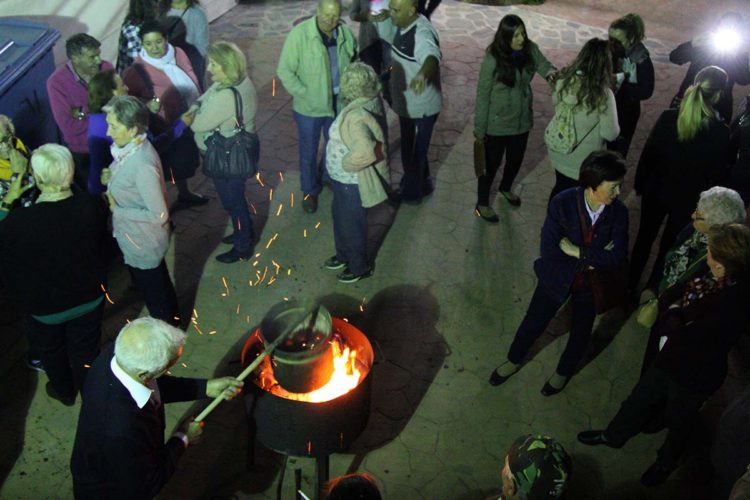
[277,0,357,213]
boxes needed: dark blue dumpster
[0,19,61,149]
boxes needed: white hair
[698,186,747,227]
[115,317,186,375]
[30,144,74,190]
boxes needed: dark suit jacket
[653,274,748,393]
[534,187,629,303]
[70,345,207,499]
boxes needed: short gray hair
[697,186,746,227]
[115,317,186,375]
[30,144,74,190]
[103,95,149,133]
[340,62,381,103]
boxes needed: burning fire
[256,337,364,403]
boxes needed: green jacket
[277,17,358,117]
[474,41,554,138]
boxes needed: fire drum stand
[194,303,320,423]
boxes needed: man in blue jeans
[277,0,358,213]
[378,0,442,204]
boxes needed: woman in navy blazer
[490,150,629,395]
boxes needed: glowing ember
[256,337,364,403]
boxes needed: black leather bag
[203,87,260,179]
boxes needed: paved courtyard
[2,0,750,498]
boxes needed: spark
[193,323,204,335]
[271,260,281,274]
[237,217,241,230]
[100,283,106,292]
[278,172,284,182]
[125,233,141,249]
[221,276,229,295]
[269,188,273,201]
[104,292,115,305]
[209,330,217,335]
[291,192,294,207]
[287,268,292,276]
[314,222,321,229]
[359,296,367,312]
[250,203,257,215]
[246,314,250,323]
[267,276,277,286]
[181,362,188,368]
[342,317,349,323]
[265,233,278,249]
[256,172,264,187]
[283,297,289,301]
[272,77,276,97]
[304,194,310,201]
[258,266,268,285]
[160,212,165,220]
[253,260,259,266]
[84,364,91,368]
[193,308,199,319]
[276,203,283,216]
[169,167,176,185]
[307,441,312,454]
[236,304,241,315]
[255,253,261,257]
[303,229,308,238]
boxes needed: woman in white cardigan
[546,38,620,202]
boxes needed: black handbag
[203,87,260,179]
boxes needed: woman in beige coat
[323,62,390,283]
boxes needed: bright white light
[712,28,742,53]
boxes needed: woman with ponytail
[608,13,654,157]
[629,66,731,293]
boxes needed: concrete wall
[0,0,237,65]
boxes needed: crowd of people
[1,0,750,498]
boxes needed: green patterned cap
[506,435,572,499]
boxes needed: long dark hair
[487,14,532,87]
[557,38,613,113]
[89,70,119,113]
[125,0,159,23]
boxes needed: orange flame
[259,338,363,403]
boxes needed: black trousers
[27,302,103,398]
[605,366,711,470]
[507,283,596,377]
[417,0,441,18]
[548,170,579,205]
[71,152,90,193]
[128,260,180,327]
[398,114,438,202]
[628,193,693,290]
[476,132,529,206]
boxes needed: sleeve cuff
[172,432,189,448]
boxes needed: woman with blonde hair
[182,41,259,263]
[629,66,731,293]
[545,38,620,201]
[322,62,389,283]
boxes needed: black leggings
[476,132,529,206]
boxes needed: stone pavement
[2,1,750,499]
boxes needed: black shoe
[500,190,521,207]
[577,430,622,448]
[177,193,209,206]
[337,268,373,283]
[221,234,235,245]
[26,357,45,373]
[45,382,75,407]
[640,462,672,487]
[475,205,499,223]
[302,194,318,213]
[323,255,346,270]
[489,364,518,386]
[216,248,252,263]
[541,376,570,396]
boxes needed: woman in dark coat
[629,65,731,292]
[607,13,654,158]
[579,223,750,487]
[489,150,629,395]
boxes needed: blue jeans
[507,283,596,377]
[331,178,369,275]
[213,176,253,253]
[128,260,180,327]
[398,114,438,202]
[293,111,334,196]
[27,301,103,397]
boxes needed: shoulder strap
[132,63,156,97]
[166,7,190,38]
[228,87,244,130]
